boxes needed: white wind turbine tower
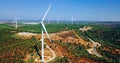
[40,4,52,62]
[71,16,75,25]
[15,18,19,29]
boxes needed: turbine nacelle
[40,22,43,24]
[40,22,52,42]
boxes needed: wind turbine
[40,4,52,62]
[15,18,19,29]
[71,16,75,25]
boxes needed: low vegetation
[0,23,120,63]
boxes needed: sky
[0,0,120,21]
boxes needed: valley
[0,23,120,63]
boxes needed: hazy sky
[0,0,120,21]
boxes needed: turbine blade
[41,23,51,42]
[41,4,51,22]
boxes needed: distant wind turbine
[71,16,75,24]
[15,18,19,29]
[40,4,52,62]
